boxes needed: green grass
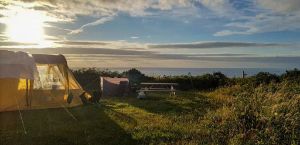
[0,91,221,145]
[0,105,135,145]
[1,84,299,144]
[101,91,221,144]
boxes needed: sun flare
[5,8,46,45]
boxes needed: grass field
[1,84,299,145]
[0,91,221,145]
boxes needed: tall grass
[203,82,300,144]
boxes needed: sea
[74,67,293,78]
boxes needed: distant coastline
[71,67,291,78]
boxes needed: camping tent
[0,50,87,112]
[100,77,129,97]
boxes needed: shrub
[72,68,122,93]
[151,72,230,91]
[122,68,153,85]
[282,68,300,83]
[253,72,280,85]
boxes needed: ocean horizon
[71,67,293,78]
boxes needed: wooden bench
[137,83,178,99]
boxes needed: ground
[0,91,223,145]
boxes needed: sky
[0,0,300,68]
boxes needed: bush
[122,68,153,85]
[253,72,280,85]
[282,68,300,83]
[72,68,122,93]
[151,72,230,91]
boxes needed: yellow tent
[0,50,87,112]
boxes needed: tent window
[17,79,28,90]
[34,65,65,90]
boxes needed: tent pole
[13,95,27,134]
[65,66,70,96]
[51,96,78,121]
[26,79,29,107]
[29,80,33,107]
[61,104,78,121]
[51,65,77,121]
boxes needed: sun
[5,9,46,44]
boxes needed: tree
[123,68,149,85]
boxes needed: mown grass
[0,84,299,144]
[101,91,222,144]
[0,91,221,145]
[0,105,135,145]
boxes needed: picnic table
[137,83,178,99]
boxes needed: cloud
[1,45,299,68]
[215,12,300,36]
[0,39,292,53]
[0,32,143,48]
[1,0,300,39]
[214,30,248,36]
[0,33,6,41]
[188,53,252,57]
[69,16,114,34]
[0,47,279,63]
[1,0,240,25]
[213,0,300,36]
[4,0,194,21]
[148,42,281,49]
[257,0,300,13]
[55,41,109,46]
[2,45,297,64]
[198,0,234,16]
[65,55,300,68]
[0,47,151,56]
[0,41,37,46]
[130,36,139,39]
[1,0,201,37]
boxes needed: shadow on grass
[101,92,220,144]
[100,105,138,129]
[0,105,137,145]
[113,91,220,118]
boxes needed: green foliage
[72,68,300,94]
[151,72,230,91]
[72,68,231,91]
[72,68,122,93]
[252,72,280,85]
[122,68,153,85]
[282,68,300,83]
[203,83,300,144]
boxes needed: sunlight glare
[5,8,47,45]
